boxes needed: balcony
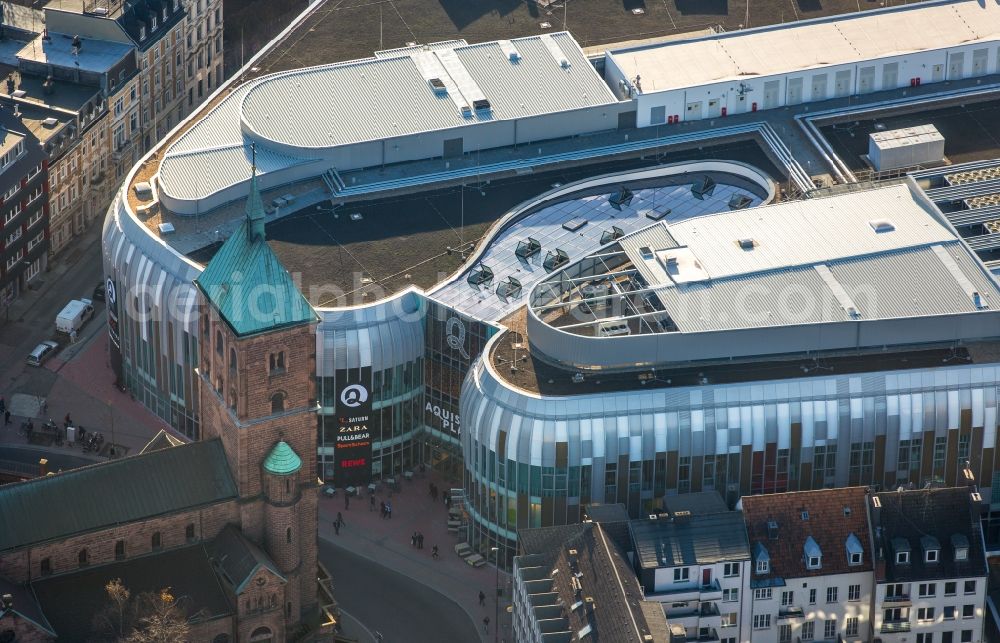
[700,579,723,601]
[778,606,805,620]
[880,620,911,633]
[112,139,134,162]
[882,594,911,607]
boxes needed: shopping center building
[102,0,1000,565]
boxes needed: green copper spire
[247,142,266,242]
[263,441,302,476]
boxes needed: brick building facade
[0,173,332,641]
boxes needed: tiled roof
[0,440,237,552]
[194,175,317,337]
[208,524,286,594]
[871,486,988,583]
[32,544,232,640]
[741,487,873,582]
[263,440,302,475]
[631,511,750,570]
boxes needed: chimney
[38,458,48,476]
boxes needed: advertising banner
[105,277,124,388]
[334,366,373,487]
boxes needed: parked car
[92,282,106,302]
[26,340,59,367]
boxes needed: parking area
[818,98,1000,172]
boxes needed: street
[319,540,481,643]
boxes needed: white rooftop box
[869,124,945,172]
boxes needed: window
[961,630,973,643]
[186,523,195,541]
[286,527,292,544]
[721,612,737,628]
[269,351,285,374]
[809,589,816,604]
[723,588,739,602]
[919,583,936,598]
[650,105,666,125]
[78,548,89,566]
[781,591,794,606]
[846,617,858,637]
[885,607,906,623]
[753,614,771,629]
[918,607,935,622]
[848,584,861,601]
[964,580,976,595]
[897,550,910,564]
[917,635,933,643]
[286,602,292,618]
[946,582,957,596]
[270,392,285,414]
[673,568,689,583]
[926,548,939,563]
[826,587,838,603]
[130,85,137,101]
[115,97,124,117]
[807,555,821,569]
[723,562,740,577]
[215,330,223,356]
[115,539,125,560]
[849,551,862,565]
[778,624,792,643]
[933,435,947,470]
[945,606,956,619]
[229,348,237,373]
[754,588,772,600]
[152,532,161,549]
[3,184,18,201]
[756,559,769,574]
[963,604,975,618]
[40,557,51,575]
[801,621,814,641]
[824,619,836,638]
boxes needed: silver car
[26,340,59,367]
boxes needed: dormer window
[952,534,970,561]
[846,533,864,566]
[892,537,912,565]
[151,15,158,30]
[921,535,941,564]
[896,551,910,564]
[754,542,770,575]
[162,6,167,20]
[804,536,822,570]
[139,26,146,41]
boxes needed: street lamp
[490,546,500,643]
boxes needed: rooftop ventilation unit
[869,219,895,233]
[349,212,363,221]
[472,99,491,112]
[509,51,521,62]
[42,117,58,128]
[158,222,175,235]
[738,238,755,250]
[973,291,988,310]
[460,105,472,118]
[559,58,570,69]
[428,78,447,95]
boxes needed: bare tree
[92,580,190,643]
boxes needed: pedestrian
[417,532,424,549]
[432,545,439,559]
[333,520,340,536]
[337,511,344,526]
[411,532,417,548]
[344,494,350,510]
[369,495,375,512]
[380,501,386,518]
[64,413,72,428]
[0,396,5,413]
[3,410,9,426]
[386,502,392,519]
[479,590,486,606]
[483,616,490,633]
[445,492,451,509]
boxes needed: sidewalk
[319,471,511,643]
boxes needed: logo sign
[105,277,124,388]
[334,367,374,487]
[340,384,368,408]
[105,278,117,307]
[445,316,470,359]
[425,402,461,436]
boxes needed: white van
[55,299,94,334]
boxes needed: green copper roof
[194,174,316,337]
[263,440,302,476]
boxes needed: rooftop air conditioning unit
[473,99,491,112]
[508,51,520,62]
[428,78,447,95]
[42,117,58,128]
[461,105,472,118]
[559,58,570,69]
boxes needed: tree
[92,579,190,642]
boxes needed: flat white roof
[17,31,133,74]
[608,0,1000,93]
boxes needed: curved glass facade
[461,344,1000,566]
[315,292,426,480]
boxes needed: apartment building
[513,522,670,642]
[629,507,752,643]
[742,488,874,643]
[0,110,49,310]
[0,0,220,259]
[869,485,988,643]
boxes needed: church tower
[193,152,320,629]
